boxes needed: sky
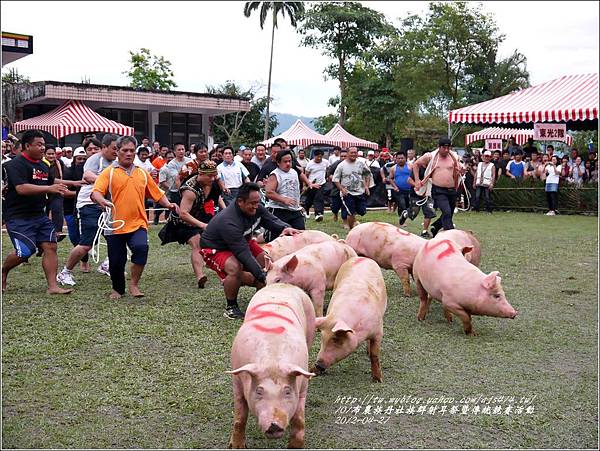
[1,1,598,118]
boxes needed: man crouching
[200,182,301,319]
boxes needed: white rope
[456,175,471,212]
[90,204,125,263]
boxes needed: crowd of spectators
[1,130,597,303]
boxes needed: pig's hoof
[466,331,477,337]
[417,314,425,321]
[372,375,383,383]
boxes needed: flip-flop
[197,276,208,289]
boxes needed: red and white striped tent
[263,120,337,147]
[449,73,598,128]
[14,99,134,138]
[324,123,379,150]
[466,127,573,146]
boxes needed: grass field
[2,210,598,449]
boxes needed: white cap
[74,147,86,157]
[483,150,492,156]
[62,146,73,152]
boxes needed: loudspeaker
[400,138,414,153]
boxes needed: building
[2,31,33,66]
[2,80,250,148]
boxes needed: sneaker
[430,227,439,238]
[315,214,324,222]
[420,230,432,238]
[398,209,409,226]
[545,211,556,216]
[304,212,311,219]
[224,305,245,320]
[57,268,76,286]
[97,259,110,276]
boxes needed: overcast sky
[2,1,598,117]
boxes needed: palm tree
[243,1,305,140]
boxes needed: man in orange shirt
[91,136,179,299]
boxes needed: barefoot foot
[47,286,73,295]
[128,285,144,298]
[109,290,122,300]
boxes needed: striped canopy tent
[323,123,379,150]
[263,120,337,147]
[13,99,134,138]
[449,73,599,131]
[465,127,573,146]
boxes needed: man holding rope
[412,137,465,237]
[57,134,119,286]
[332,146,372,230]
[91,136,179,299]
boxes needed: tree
[124,48,177,91]
[2,67,30,85]
[298,1,391,125]
[206,81,278,148]
[312,113,339,134]
[398,2,529,110]
[243,1,305,141]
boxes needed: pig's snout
[312,360,328,375]
[265,423,285,439]
[509,309,518,319]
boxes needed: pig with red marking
[227,284,316,448]
[266,241,357,316]
[413,237,517,336]
[261,230,337,264]
[436,229,481,267]
[312,257,387,382]
[345,221,425,296]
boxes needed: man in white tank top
[473,150,496,213]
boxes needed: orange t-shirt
[93,164,165,234]
[152,156,166,170]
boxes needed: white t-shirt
[332,159,372,196]
[297,157,309,169]
[329,154,340,164]
[60,156,73,168]
[134,156,155,173]
[217,161,249,189]
[305,159,330,185]
[545,163,561,184]
[76,152,113,209]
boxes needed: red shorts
[200,239,264,281]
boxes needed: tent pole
[448,122,451,139]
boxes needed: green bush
[489,177,598,214]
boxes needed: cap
[367,150,375,156]
[438,137,452,146]
[382,148,389,153]
[74,147,86,157]
[55,147,63,153]
[483,150,492,156]
[239,145,247,151]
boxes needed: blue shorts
[6,215,56,259]
[341,193,367,216]
[78,204,103,247]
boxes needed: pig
[266,241,357,316]
[436,229,481,267]
[227,283,316,449]
[412,236,518,336]
[261,230,337,263]
[345,221,425,296]
[312,257,387,382]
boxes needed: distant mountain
[272,112,317,135]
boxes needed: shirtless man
[413,137,465,237]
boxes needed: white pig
[266,241,357,316]
[313,257,387,382]
[227,284,316,449]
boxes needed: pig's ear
[461,245,474,256]
[226,363,261,377]
[283,255,299,273]
[315,316,327,329]
[332,320,355,335]
[482,271,500,290]
[281,363,316,379]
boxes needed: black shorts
[78,204,103,247]
[341,193,367,216]
[158,220,202,245]
[6,215,56,259]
